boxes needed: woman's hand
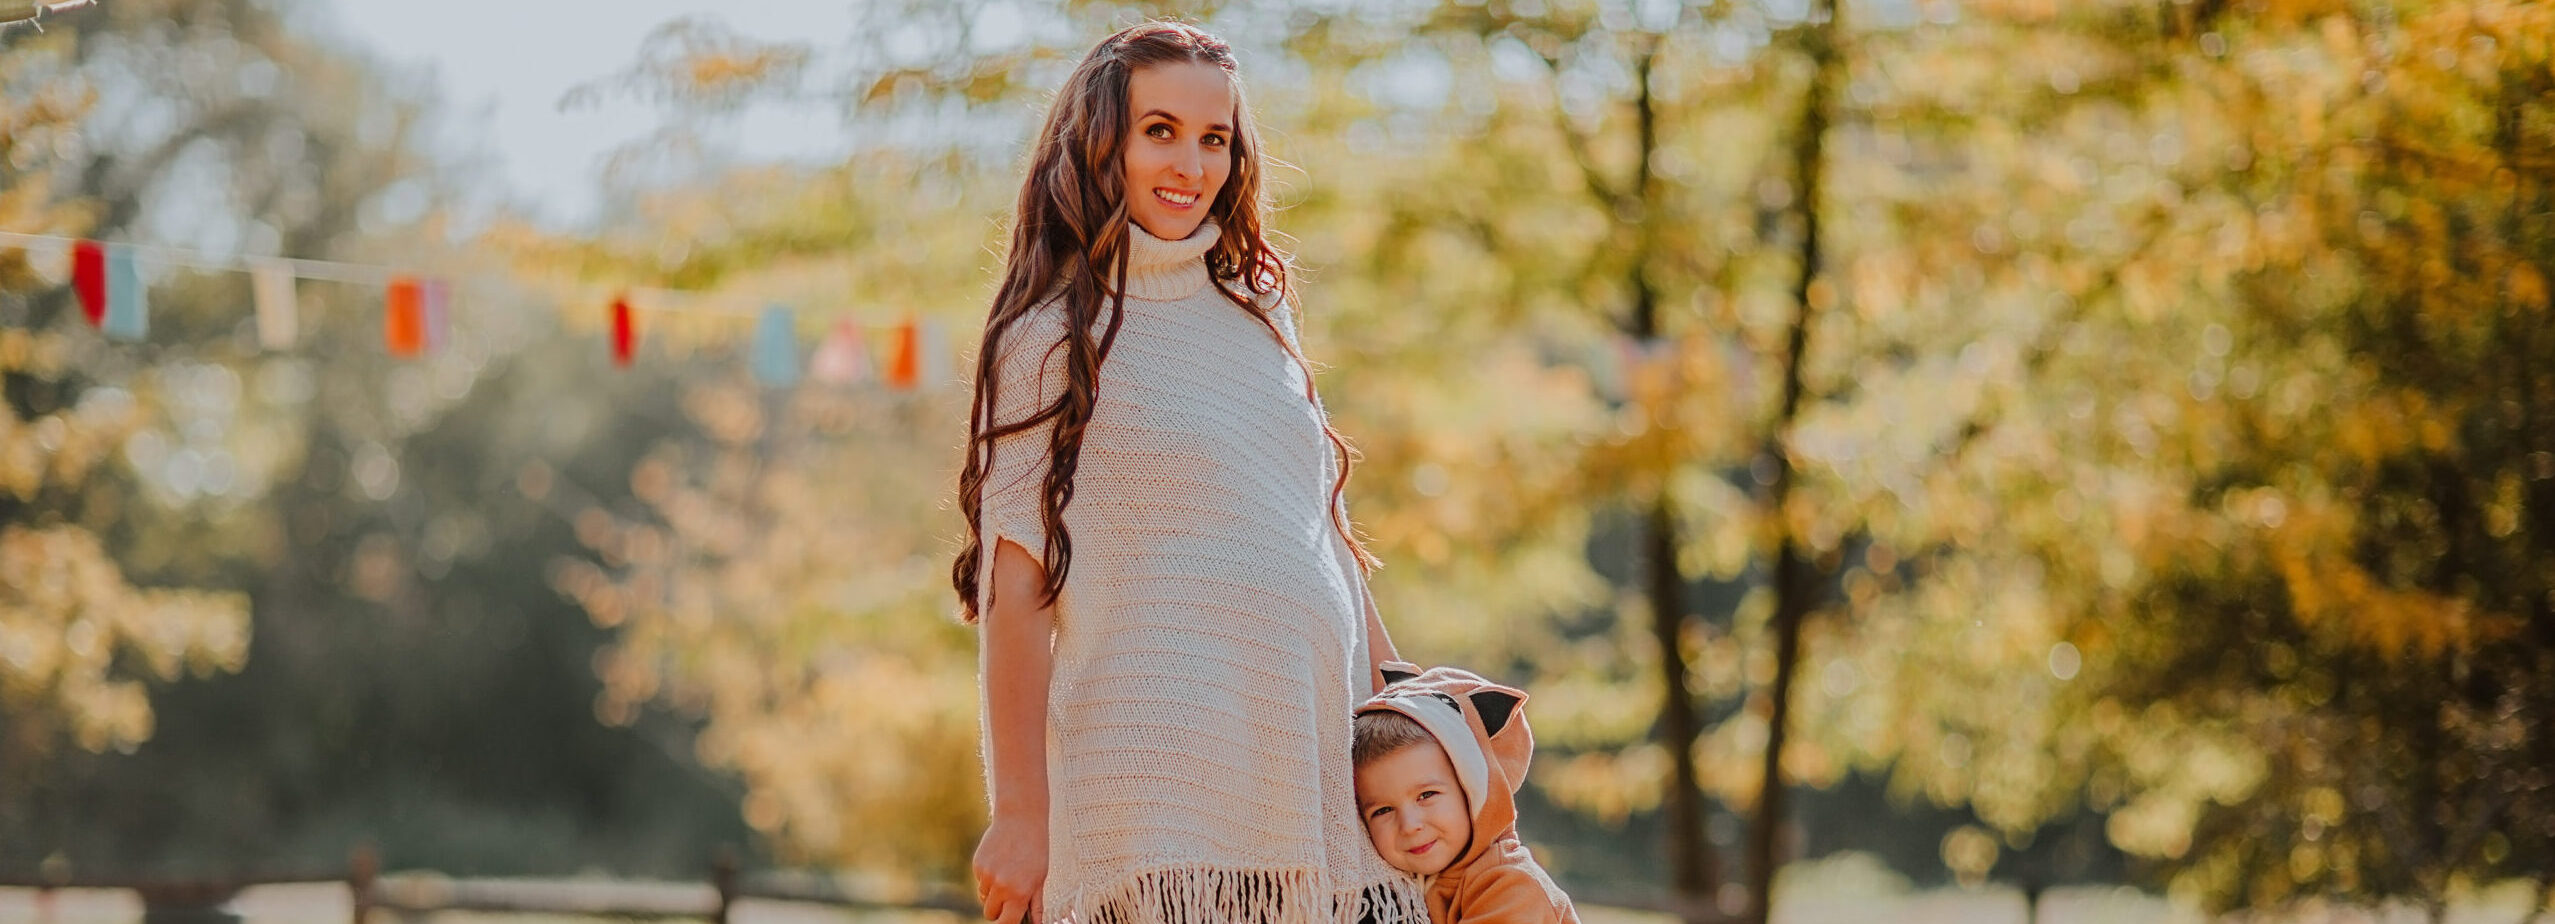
[974,810,1047,923]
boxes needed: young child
[1354,665,1579,924]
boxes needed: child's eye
[1368,806,1392,820]
[1419,790,1439,801]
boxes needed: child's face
[1354,740,1473,876]
[1121,60,1235,242]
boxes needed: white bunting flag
[251,258,298,349]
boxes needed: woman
[955,20,1424,924]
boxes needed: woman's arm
[974,538,1055,923]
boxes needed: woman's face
[1121,61,1235,241]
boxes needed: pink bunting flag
[810,319,869,386]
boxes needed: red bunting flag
[385,276,425,357]
[886,316,919,390]
[72,240,106,326]
[610,295,636,366]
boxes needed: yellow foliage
[0,526,250,759]
[2268,501,2515,658]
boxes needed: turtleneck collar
[1116,219,1220,301]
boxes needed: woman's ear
[1469,690,1522,738]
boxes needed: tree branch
[1531,46,1627,213]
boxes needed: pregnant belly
[1048,633,1334,860]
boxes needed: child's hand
[974,811,1047,924]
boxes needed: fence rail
[1,848,1714,923]
[0,847,976,923]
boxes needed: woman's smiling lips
[1154,187,1200,209]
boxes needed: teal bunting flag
[102,244,146,341]
[751,304,800,386]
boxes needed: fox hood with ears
[1357,665,1579,924]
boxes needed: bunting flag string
[0,228,961,394]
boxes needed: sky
[315,0,861,229]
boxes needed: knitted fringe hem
[1052,865,1428,924]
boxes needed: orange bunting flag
[385,276,425,357]
[886,316,920,390]
[810,319,868,386]
[610,295,636,366]
[72,240,106,327]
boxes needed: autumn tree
[506,157,1008,880]
[1788,0,2555,917]
[559,2,2555,918]
[0,0,256,827]
[4,0,763,877]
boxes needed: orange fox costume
[1358,666,1580,924]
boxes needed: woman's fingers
[972,814,1045,923]
[989,895,1028,924]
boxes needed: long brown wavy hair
[953,21,1375,623]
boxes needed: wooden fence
[0,847,985,923]
[0,848,1729,923]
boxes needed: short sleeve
[1261,285,1304,352]
[973,302,1071,613]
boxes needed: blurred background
[2,0,2550,922]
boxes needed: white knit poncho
[974,220,1425,924]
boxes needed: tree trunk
[1744,536,1813,924]
[1648,498,1715,905]
[1743,3,1839,923]
[1619,38,1719,912]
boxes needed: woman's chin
[1133,212,1203,240]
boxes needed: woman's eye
[1146,124,1173,139]
[1203,134,1228,148]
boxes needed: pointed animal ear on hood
[1379,662,1422,686]
[1470,689,1523,738]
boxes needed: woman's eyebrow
[1137,109,1234,132]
